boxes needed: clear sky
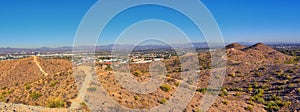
[0,0,299,48]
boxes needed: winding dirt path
[33,56,48,77]
[69,66,94,110]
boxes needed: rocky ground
[0,43,299,111]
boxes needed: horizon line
[1,41,300,49]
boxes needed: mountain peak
[226,43,246,50]
[246,42,273,51]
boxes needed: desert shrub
[248,100,255,106]
[25,86,31,90]
[265,101,280,111]
[7,90,13,94]
[133,70,142,77]
[159,98,167,104]
[195,109,203,112]
[222,100,228,105]
[14,83,19,86]
[220,88,228,97]
[80,102,87,107]
[256,97,265,104]
[286,69,295,73]
[160,84,171,92]
[269,94,281,101]
[297,88,300,93]
[232,88,243,91]
[2,87,7,90]
[254,89,264,97]
[105,65,112,71]
[275,100,291,107]
[275,85,285,90]
[234,92,241,96]
[250,95,265,104]
[50,80,59,87]
[268,76,275,81]
[247,87,253,92]
[284,58,297,64]
[196,88,207,93]
[228,73,236,77]
[281,73,292,80]
[134,96,139,100]
[288,84,295,88]
[1,91,7,96]
[244,106,253,111]
[87,87,96,92]
[174,81,180,86]
[30,92,42,100]
[47,98,65,108]
[255,72,263,77]
[166,74,171,77]
[253,82,259,88]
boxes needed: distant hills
[0,42,299,53]
[226,43,292,64]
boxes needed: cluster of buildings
[0,52,73,60]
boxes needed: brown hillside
[0,57,77,109]
[227,43,292,64]
[226,43,246,50]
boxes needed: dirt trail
[69,66,94,110]
[33,56,48,77]
[0,102,68,112]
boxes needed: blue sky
[0,0,300,48]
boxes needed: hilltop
[0,43,298,111]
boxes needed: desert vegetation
[0,43,299,111]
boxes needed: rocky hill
[0,43,298,111]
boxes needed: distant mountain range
[0,42,299,53]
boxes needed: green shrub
[47,98,65,108]
[250,95,265,104]
[265,101,280,111]
[195,109,203,112]
[287,84,295,88]
[50,80,59,87]
[220,88,228,97]
[297,88,300,93]
[159,98,167,104]
[244,106,253,111]
[25,86,31,90]
[2,87,7,90]
[232,88,243,91]
[255,72,263,77]
[80,102,87,107]
[1,91,7,96]
[175,81,180,86]
[196,88,207,93]
[284,58,297,64]
[7,90,13,94]
[134,96,139,100]
[87,87,97,92]
[254,89,264,97]
[30,92,42,100]
[234,92,241,96]
[270,94,281,101]
[160,84,171,92]
[133,70,142,77]
[247,87,253,92]
[222,100,228,105]
[228,73,236,77]
[248,101,255,106]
